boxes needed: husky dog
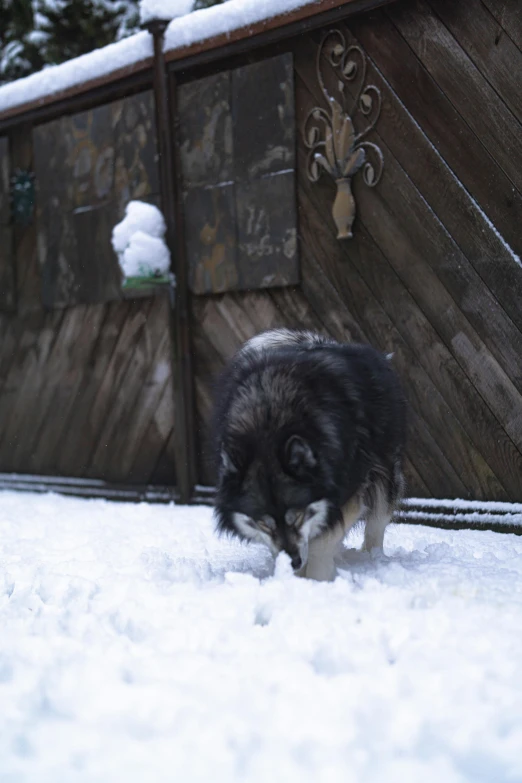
[212,329,406,581]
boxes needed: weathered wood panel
[189,0,522,503]
[297,184,496,499]
[184,184,238,293]
[0,136,15,311]
[33,90,160,308]
[0,225,14,312]
[315,27,522,380]
[0,137,9,226]
[351,9,522,263]
[179,72,233,188]
[232,56,295,180]
[431,0,522,126]
[0,297,176,484]
[179,53,299,294]
[481,0,522,54]
[0,115,176,486]
[9,125,41,316]
[389,0,522,196]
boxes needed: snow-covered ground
[0,491,521,783]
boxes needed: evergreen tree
[35,0,139,65]
[0,0,45,84]
[0,0,228,86]
[0,0,140,84]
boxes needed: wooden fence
[0,0,521,510]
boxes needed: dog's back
[214,329,406,496]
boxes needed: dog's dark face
[215,434,337,570]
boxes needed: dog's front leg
[301,529,343,581]
[300,495,362,581]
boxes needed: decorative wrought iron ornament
[303,29,384,240]
[10,169,35,226]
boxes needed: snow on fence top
[140,0,197,24]
[0,0,350,120]
[0,31,153,118]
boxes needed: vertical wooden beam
[147,20,197,503]
[9,122,43,315]
[0,136,16,313]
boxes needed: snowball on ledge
[112,200,171,281]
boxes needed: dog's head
[214,433,339,571]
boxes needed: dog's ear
[284,435,316,478]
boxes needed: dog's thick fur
[212,329,407,581]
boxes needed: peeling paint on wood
[236,171,298,289]
[232,55,295,180]
[178,72,233,188]
[184,183,238,294]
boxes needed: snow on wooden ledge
[140,0,196,24]
[0,471,520,533]
[0,31,153,119]
[162,0,342,56]
[0,0,367,121]
[401,497,522,531]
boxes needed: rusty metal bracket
[303,29,384,239]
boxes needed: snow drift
[0,491,521,781]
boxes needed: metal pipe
[147,18,197,504]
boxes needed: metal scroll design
[303,29,384,240]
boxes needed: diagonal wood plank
[54,301,131,476]
[88,296,168,480]
[387,0,522,195]
[297,61,522,466]
[429,0,522,125]
[481,0,522,54]
[80,298,155,478]
[298,182,504,499]
[126,371,176,485]
[115,304,174,480]
[313,26,522,381]
[348,10,522,259]
[0,309,68,469]
[24,304,107,475]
